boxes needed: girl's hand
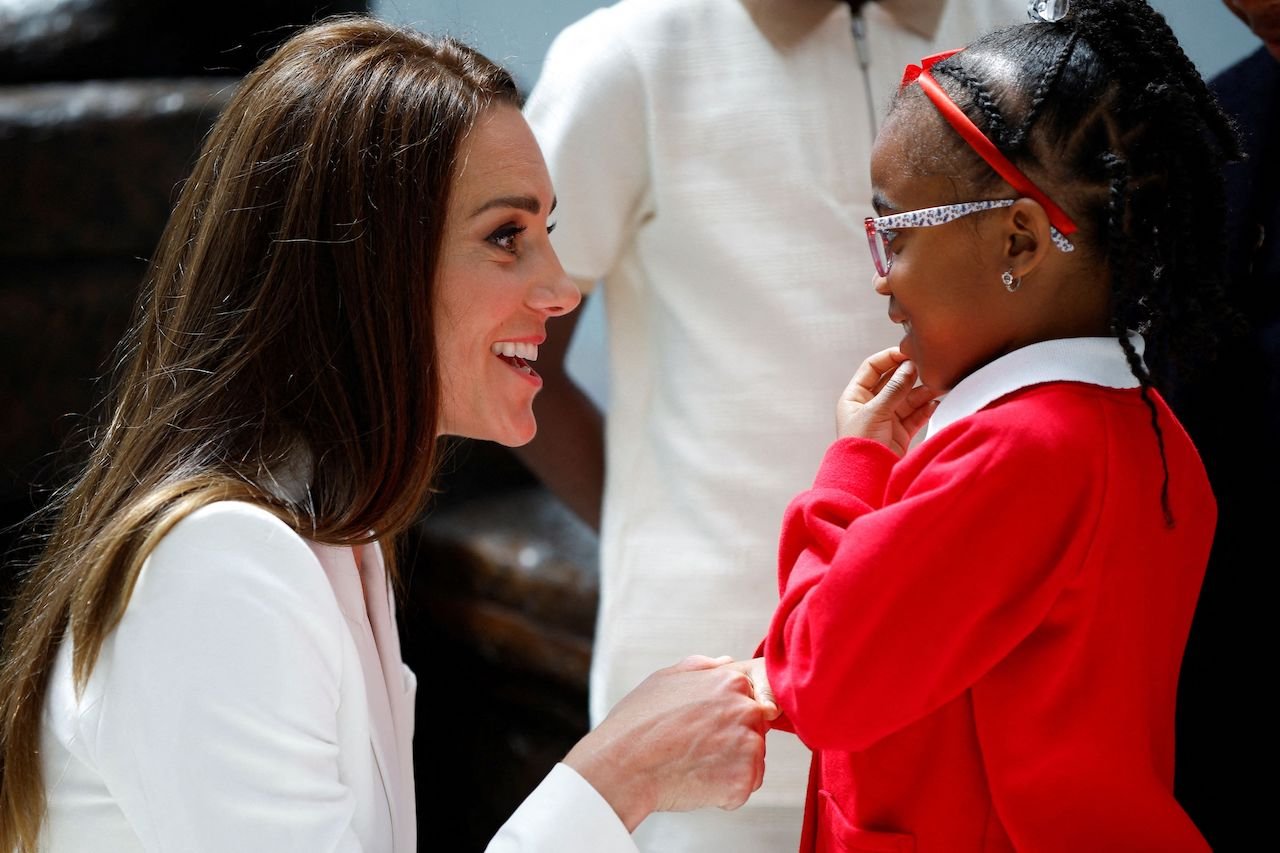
[836,348,939,456]
[726,656,780,721]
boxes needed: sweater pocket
[817,790,916,853]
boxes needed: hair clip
[1027,0,1069,22]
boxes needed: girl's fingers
[877,359,918,403]
[901,397,940,437]
[902,383,939,413]
[843,348,906,403]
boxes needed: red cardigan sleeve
[764,411,1105,752]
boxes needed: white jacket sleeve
[86,502,364,853]
[487,763,639,853]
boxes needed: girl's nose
[873,271,891,296]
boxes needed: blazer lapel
[309,541,414,852]
[356,541,417,851]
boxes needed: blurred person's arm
[518,6,654,534]
[517,289,605,530]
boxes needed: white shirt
[525,0,1025,848]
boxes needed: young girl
[760,1,1237,850]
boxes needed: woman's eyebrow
[470,195,558,218]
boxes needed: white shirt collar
[923,333,1145,441]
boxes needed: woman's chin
[437,418,536,448]
[491,416,538,449]
[495,434,535,449]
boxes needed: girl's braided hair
[901,0,1241,522]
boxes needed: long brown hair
[0,16,518,848]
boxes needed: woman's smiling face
[435,104,580,447]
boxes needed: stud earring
[1002,270,1022,292]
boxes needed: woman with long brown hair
[0,17,772,852]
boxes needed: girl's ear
[1004,197,1053,279]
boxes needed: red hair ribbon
[901,50,1078,238]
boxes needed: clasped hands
[563,654,779,832]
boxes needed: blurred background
[0,1,1260,850]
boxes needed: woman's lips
[490,339,543,383]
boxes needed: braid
[1068,3,1240,524]
[1070,3,1240,387]
[1098,149,1154,338]
[898,1,1243,522]
[1103,150,1174,523]
[932,63,1010,148]
[1071,1,1240,160]
[1119,332,1174,527]
[1099,150,1133,323]
[1006,28,1079,151]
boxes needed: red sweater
[764,382,1214,852]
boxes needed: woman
[0,17,771,852]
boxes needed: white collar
[923,333,1145,441]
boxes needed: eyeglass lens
[867,227,891,277]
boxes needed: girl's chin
[897,335,913,362]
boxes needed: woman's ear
[1004,197,1053,279]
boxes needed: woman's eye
[487,224,527,254]
[547,221,557,236]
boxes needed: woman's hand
[562,655,773,832]
[836,348,938,455]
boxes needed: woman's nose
[528,248,581,317]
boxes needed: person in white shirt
[0,17,774,853]
[518,1,1025,849]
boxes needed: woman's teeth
[491,341,538,361]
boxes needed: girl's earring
[1002,270,1022,292]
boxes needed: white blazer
[39,501,417,852]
